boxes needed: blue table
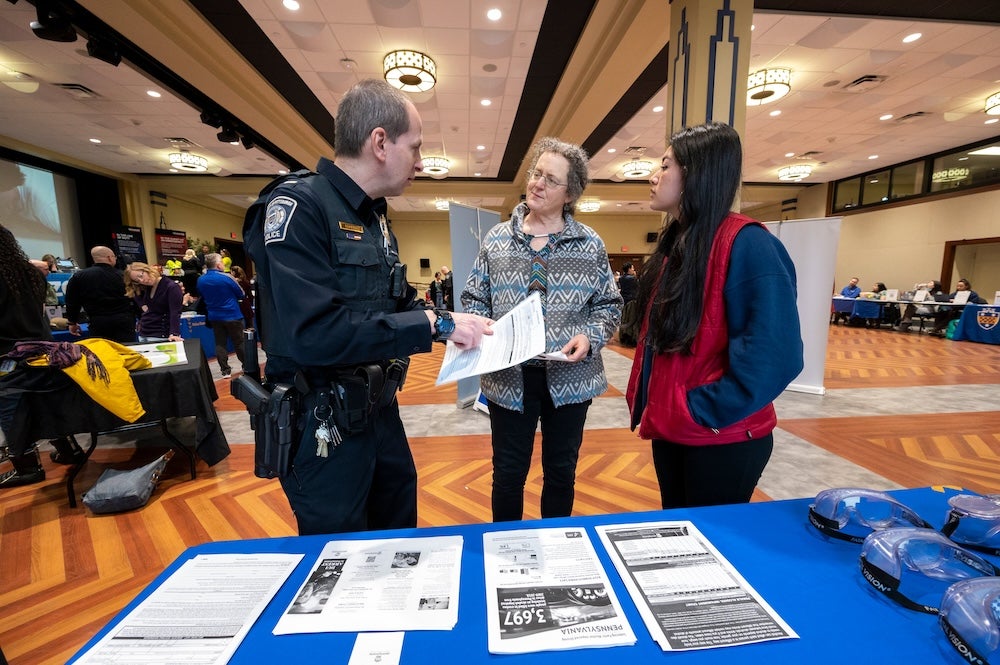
[832,297,897,327]
[68,487,981,664]
[953,303,1000,345]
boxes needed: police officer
[249,79,492,536]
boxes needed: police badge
[264,195,298,244]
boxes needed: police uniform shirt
[259,157,430,372]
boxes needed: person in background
[124,262,183,342]
[196,244,210,270]
[429,271,444,308]
[180,248,201,297]
[462,136,622,522]
[897,279,943,331]
[248,78,492,535]
[840,277,861,298]
[627,122,803,509]
[197,252,245,378]
[440,265,454,311]
[40,253,58,273]
[64,245,136,343]
[220,248,232,273]
[618,261,638,305]
[230,265,255,330]
[930,278,986,336]
[164,256,182,276]
[0,223,53,488]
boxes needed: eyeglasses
[526,169,567,189]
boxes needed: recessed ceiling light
[784,152,795,158]
[986,118,999,125]
[652,105,664,113]
[278,169,288,175]
[487,8,501,21]
[476,145,486,150]
[868,155,878,160]
[283,0,300,10]
[958,156,969,161]
[607,148,616,153]
[89,138,101,144]
[902,32,922,43]
[879,114,893,121]
[146,90,161,98]
[480,99,491,107]
[474,172,482,176]
[769,109,781,117]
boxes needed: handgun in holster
[230,329,298,479]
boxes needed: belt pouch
[332,375,368,435]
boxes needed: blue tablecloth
[69,487,986,664]
[952,303,1000,345]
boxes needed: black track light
[217,126,239,144]
[86,36,121,67]
[240,134,255,150]
[30,2,77,43]
[199,109,223,129]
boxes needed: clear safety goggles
[940,578,1000,665]
[808,488,933,544]
[942,494,1000,557]
[859,527,1000,614]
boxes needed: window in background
[861,170,890,206]
[889,161,924,200]
[833,177,861,211]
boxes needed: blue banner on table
[953,304,1000,345]
[112,226,147,264]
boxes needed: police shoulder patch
[264,196,297,244]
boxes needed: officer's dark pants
[88,313,137,344]
[487,365,591,522]
[280,394,417,535]
[211,319,245,373]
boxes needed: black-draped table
[0,339,230,506]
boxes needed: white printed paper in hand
[435,291,546,385]
[595,521,797,651]
[483,527,636,654]
[272,535,463,635]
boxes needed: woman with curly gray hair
[462,137,622,522]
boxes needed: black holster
[231,375,298,479]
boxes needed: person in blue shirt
[840,277,861,298]
[196,253,245,378]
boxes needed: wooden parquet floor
[2,323,1000,664]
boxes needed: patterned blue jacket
[462,202,623,412]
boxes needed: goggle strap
[942,513,1000,557]
[860,556,939,614]
[807,507,867,544]
[941,512,961,537]
[940,615,990,665]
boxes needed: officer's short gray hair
[205,252,222,269]
[335,79,411,158]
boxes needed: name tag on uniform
[339,221,364,233]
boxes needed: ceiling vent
[841,75,886,93]
[798,151,822,159]
[164,137,199,149]
[623,146,647,156]
[53,83,99,99]
[895,111,931,124]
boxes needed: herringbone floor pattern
[2,324,999,664]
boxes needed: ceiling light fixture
[747,68,791,106]
[777,164,812,181]
[622,160,653,178]
[986,92,1000,115]
[168,152,208,172]
[434,199,450,211]
[383,50,437,92]
[577,199,601,213]
[422,156,450,178]
[86,36,121,67]
[0,68,39,94]
[217,126,239,144]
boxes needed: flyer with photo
[483,527,636,654]
[273,536,462,635]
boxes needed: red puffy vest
[626,213,777,445]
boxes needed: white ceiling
[1,1,998,218]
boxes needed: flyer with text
[595,521,797,651]
[483,527,636,654]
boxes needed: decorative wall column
[667,0,753,135]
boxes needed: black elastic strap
[859,556,939,614]
[940,615,990,665]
